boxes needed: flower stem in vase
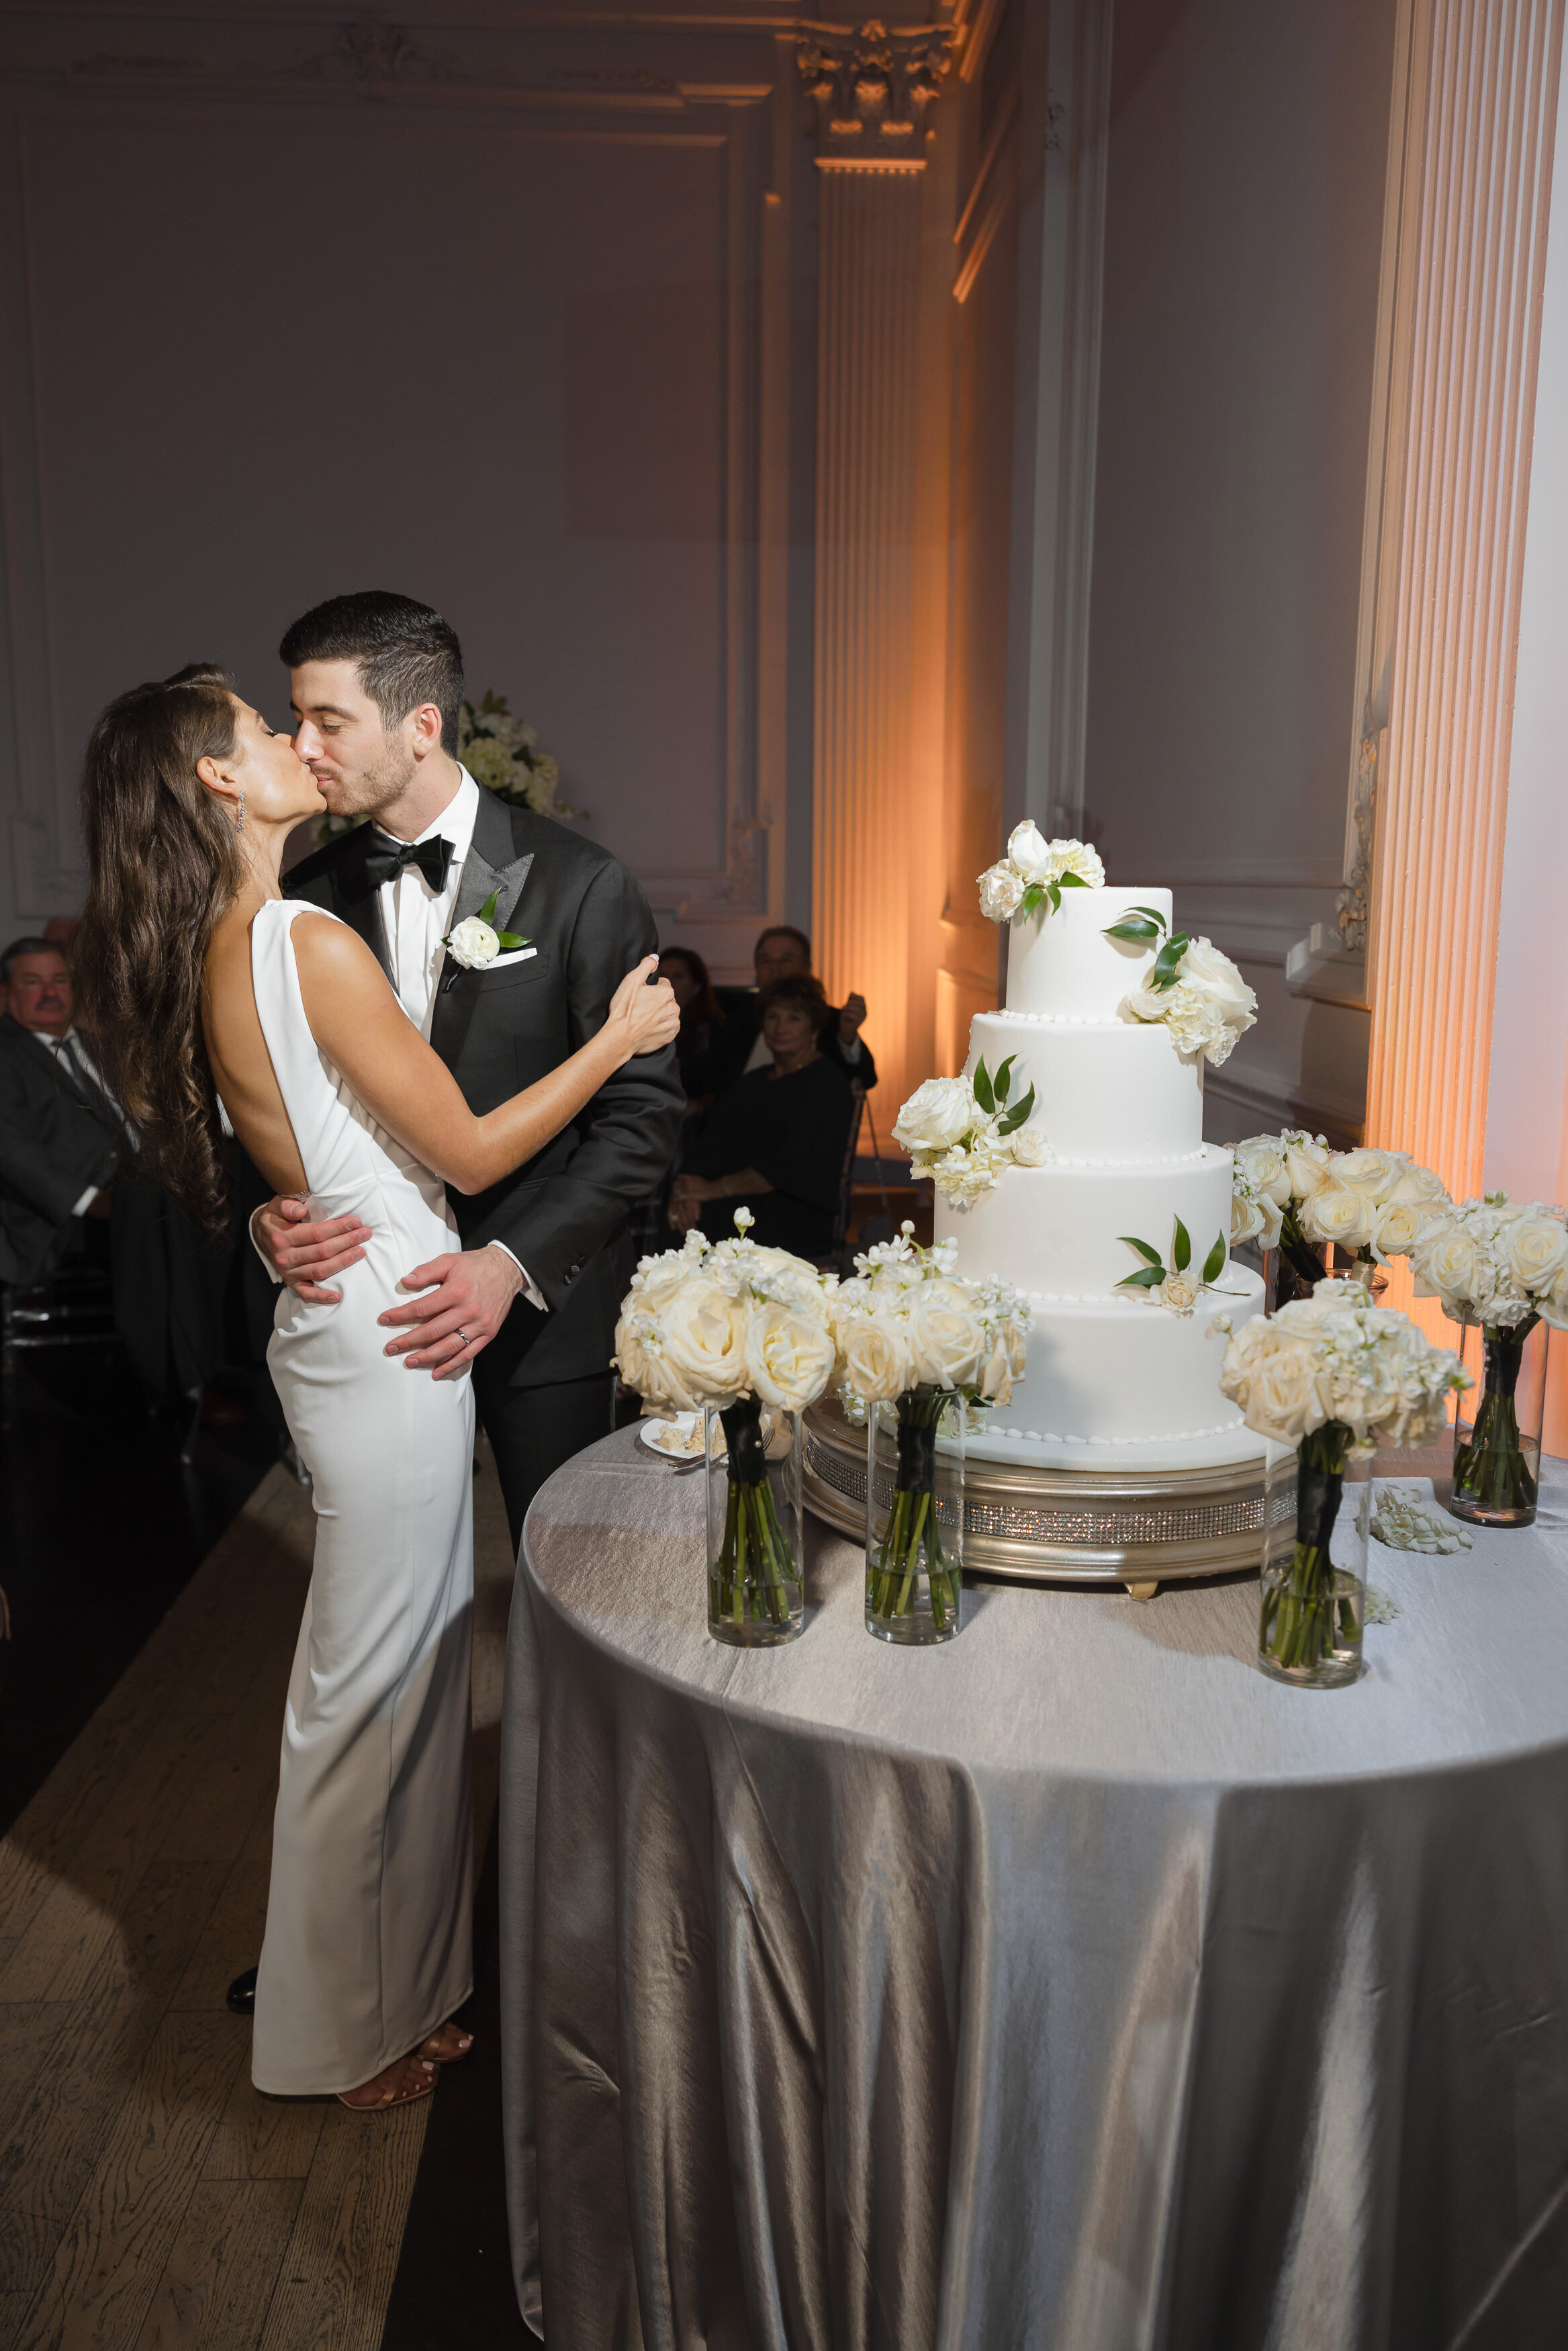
[1258,1422,1365,1687]
[1266,1209,1330,1310]
[866,1390,964,1644]
[706,1396,804,1645]
[1451,1319,1541,1527]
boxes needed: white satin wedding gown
[244,899,475,2095]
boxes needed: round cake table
[496,1427,1568,2351]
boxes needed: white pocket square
[486,946,538,969]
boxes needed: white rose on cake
[1006,819,1056,885]
[1121,936,1256,1067]
[893,1076,978,1155]
[977,863,1025,923]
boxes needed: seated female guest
[657,944,723,1115]
[669,973,854,1257]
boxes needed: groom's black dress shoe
[226,1965,259,2015]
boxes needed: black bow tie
[363,833,456,894]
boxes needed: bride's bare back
[203,890,678,1201]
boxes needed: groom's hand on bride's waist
[379,1245,528,1378]
[253,1196,374,1304]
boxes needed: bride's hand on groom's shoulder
[256,1196,374,1304]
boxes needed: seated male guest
[669,973,856,1258]
[0,936,120,1286]
[688,925,876,1099]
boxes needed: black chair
[0,1263,119,1441]
[823,1083,866,1275]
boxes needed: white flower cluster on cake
[1118,936,1256,1066]
[612,1212,837,1414]
[1219,1280,1470,1453]
[1230,1133,1452,1258]
[892,1057,1049,1206]
[831,1225,1031,1413]
[976,823,1105,924]
[1406,1194,1568,1331]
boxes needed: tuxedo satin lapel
[334,830,394,983]
[430,797,535,1069]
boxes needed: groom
[251,590,683,1545]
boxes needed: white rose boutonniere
[443,887,529,973]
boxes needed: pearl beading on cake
[985,1417,1245,1447]
[990,1010,1134,1028]
[991,1150,1211,1169]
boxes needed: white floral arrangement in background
[977,824,1105,924]
[612,1212,837,1415]
[1230,1130,1452,1264]
[1407,1194,1568,1331]
[1219,1280,1470,1453]
[1103,903,1256,1067]
[457,691,585,822]
[892,1056,1048,1207]
[831,1225,1031,1415]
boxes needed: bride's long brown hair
[74,663,246,1231]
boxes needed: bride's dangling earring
[235,791,246,834]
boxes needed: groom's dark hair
[280,591,464,754]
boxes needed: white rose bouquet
[831,1225,1030,1636]
[613,1211,837,1637]
[1406,1192,1568,1521]
[457,690,585,822]
[1220,1283,1469,1679]
[1229,1129,1451,1300]
[1107,905,1256,1066]
[976,825,1105,926]
[892,1056,1048,1206]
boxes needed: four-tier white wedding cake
[931,871,1266,1472]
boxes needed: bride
[75,664,677,2111]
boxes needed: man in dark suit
[250,592,684,1548]
[0,937,120,1286]
[690,922,877,1100]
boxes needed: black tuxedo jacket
[283,788,683,1386]
[0,1016,122,1285]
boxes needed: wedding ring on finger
[456,1330,469,1347]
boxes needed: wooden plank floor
[0,1436,517,2351]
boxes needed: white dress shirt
[254,767,544,1311]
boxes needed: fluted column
[1365,0,1564,1207]
[800,24,955,1121]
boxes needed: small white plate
[637,1413,708,1462]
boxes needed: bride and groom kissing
[75,591,682,2112]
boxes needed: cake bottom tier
[972,1266,1266,1471]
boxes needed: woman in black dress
[668,973,856,1259]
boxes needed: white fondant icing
[1006,884,1172,1020]
[966,1014,1203,1159]
[940,1150,1236,1294]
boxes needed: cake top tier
[1005,885,1173,1020]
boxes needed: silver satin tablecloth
[498,1429,1568,2350]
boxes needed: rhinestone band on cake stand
[803,1396,1296,1597]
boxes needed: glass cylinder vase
[704,1396,804,1645]
[1451,1316,1549,1529]
[1258,1423,1369,1688]
[865,1390,965,1645]
[1262,1232,1329,1312]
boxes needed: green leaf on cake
[1117,1266,1168,1289]
[1103,904,1168,944]
[993,1055,1016,1106]
[1201,1233,1226,1284]
[997,1084,1035,1136]
[1121,1235,1164,1267]
[1149,932,1191,992]
[1019,883,1046,920]
[1172,1217,1191,1272]
[1056,869,1090,888]
[972,1057,995,1116]
[1045,881,1062,914]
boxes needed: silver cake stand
[802,1398,1295,1597]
